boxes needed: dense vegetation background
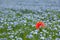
[0,0,60,40]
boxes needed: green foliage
[0,9,60,40]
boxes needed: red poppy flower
[35,21,45,29]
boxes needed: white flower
[9,35,14,38]
[58,20,60,22]
[33,31,38,34]
[26,34,33,39]
[40,37,45,39]
[42,29,47,33]
[53,27,57,30]
[16,38,22,40]
[33,30,39,34]
[55,38,60,40]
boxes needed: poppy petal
[35,21,45,29]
